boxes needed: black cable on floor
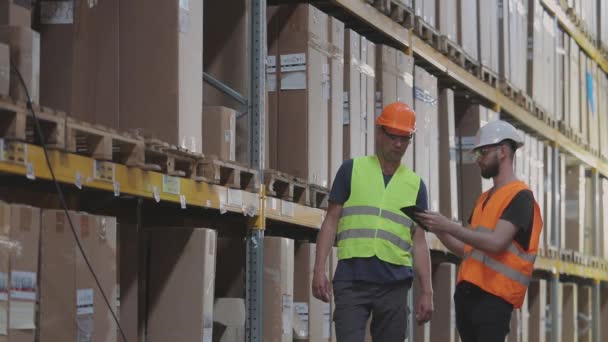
[10,60,128,342]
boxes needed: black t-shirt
[468,190,535,250]
[330,159,428,283]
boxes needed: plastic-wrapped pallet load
[587,60,600,153]
[361,38,376,157]
[528,279,547,342]
[414,0,436,28]
[555,27,566,123]
[579,52,588,144]
[599,72,608,160]
[603,177,608,259]
[437,0,457,42]
[478,0,500,74]
[329,17,345,187]
[542,143,553,247]
[568,37,581,137]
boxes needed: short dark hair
[500,139,517,157]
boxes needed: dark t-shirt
[330,159,428,283]
[468,189,535,250]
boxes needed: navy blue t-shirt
[330,159,428,284]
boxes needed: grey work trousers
[333,280,411,342]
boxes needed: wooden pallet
[479,66,499,89]
[0,95,65,149]
[461,51,480,76]
[546,246,559,259]
[264,169,309,204]
[437,36,465,66]
[143,138,200,177]
[309,184,330,209]
[560,249,574,263]
[66,117,145,166]
[195,156,259,192]
[414,17,440,48]
[370,0,414,28]
[572,251,583,265]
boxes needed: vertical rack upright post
[246,0,267,341]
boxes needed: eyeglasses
[381,126,413,143]
[473,144,500,158]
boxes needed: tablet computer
[400,205,428,231]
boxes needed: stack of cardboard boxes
[0,1,39,103]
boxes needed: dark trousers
[333,280,411,342]
[454,281,513,342]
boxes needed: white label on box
[281,201,295,217]
[40,1,74,24]
[228,189,243,207]
[460,136,477,150]
[77,289,94,316]
[282,294,293,335]
[294,302,309,338]
[8,301,35,329]
[162,175,181,195]
[0,272,7,299]
[281,72,306,90]
[26,163,35,180]
[281,53,306,72]
[180,195,187,209]
[10,271,36,300]
[323,302,331,338]
[267,74,277,92]
[267,55,277,70]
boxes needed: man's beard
[480,157,500,179]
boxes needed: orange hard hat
[375,102,416,135]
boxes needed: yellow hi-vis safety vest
[337,156,421,266]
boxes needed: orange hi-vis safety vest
[457,180,543,308]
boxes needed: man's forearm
[314,217,338,273]
[435,232,465,258]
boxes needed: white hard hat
[472,120,524,150]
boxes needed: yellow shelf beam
[0,141,323,229]
[541,0,608,74]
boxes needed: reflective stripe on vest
[337,228,413,253]
[463,249,531,286]
[341,206,414,228]
[473,226,537,263]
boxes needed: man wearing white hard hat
[416,120,543,342]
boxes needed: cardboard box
[6,204,40,342]
[362,38,376,157]
[414,66,439,211]
[564,164,585,252]
[438,89,458,221]
[528,280,546,342]
[39,210,77,342]
[294,243,330,342]
[0,42,8,96]
[264,237,294,342]
[457,104,499,221]
[568,37,580,134]
[0,1,31,26]
[478,0,500,72]
[498,0,511,83]
[437,0,457,42]
[328,17,344,186]
[542,144,554,247]
[562,283,577,342]
[415,0,436,28]
[0,203,10,342]
[343,29,362,160]
[429,263,457,342]
[146,227,216,342]
[202,106,236,161]
[37,0,118,127]
[577,285,592,342]
[601,285,608,342]
[458,0,478,61]
[214,298,246,342]
[275,4,330,187]
[120,0,202,152]
[0,26,39,103]
[329,247,338,342]
[118,224,144,342]
[39,211,117,342]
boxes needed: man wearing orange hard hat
[312,102,433,341]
